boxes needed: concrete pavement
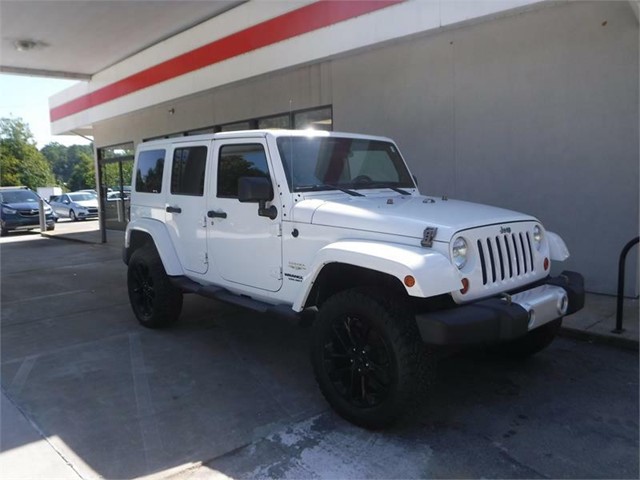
[1,232,638,479]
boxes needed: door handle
[166,205,182,214]
[207,210,227,219]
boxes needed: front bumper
[2,215,56,231]
[76,210,99,219]
[416,271,584,346]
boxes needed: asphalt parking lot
[1,233,638,479]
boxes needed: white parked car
[49,192,99,221]
[123,129,585,428]
[107,191,129,201]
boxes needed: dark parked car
[0,187,56,235]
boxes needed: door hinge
[270,266,283,280]
[271,223,282,237]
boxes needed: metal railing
[612,236,639,334]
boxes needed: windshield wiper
[387,186,411,195]
[355,181,411,196]
[298,184,364,197]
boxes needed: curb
[41,232,100,245]
[559,326,639,351]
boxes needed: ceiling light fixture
[13,39,47,52]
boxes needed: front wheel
[311,288,433,429]
[492,318,563,359]
[127,244,183,328]
[69,210,77,221]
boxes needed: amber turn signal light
[404,275,416,287]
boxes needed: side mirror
[238,176,277,220]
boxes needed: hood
[2,201,42,211]
[73,199,98,208]
[295,193,536,242]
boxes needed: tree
[41,142,70,183]
[67,151,95,191]
[0,117,55,188]
[41,141,95,188]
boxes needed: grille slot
[18,209,38,217]
[479,230,534,285]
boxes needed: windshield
[69,193,95,201]
[277,136,415,192]
[0,190,39,204]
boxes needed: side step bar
[170,276,301,323]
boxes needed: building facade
[49,0,639,295]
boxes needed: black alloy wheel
[312,288,433,429]
[323,314,394,409]
[127,245,183,328]
[130,261,155,318]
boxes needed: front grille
[477,231,534,285]
[87,208,98,214]
[18,209,38,217]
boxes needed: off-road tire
[492,318,562,359]
[127,244,183,328]
[311,288,433,429]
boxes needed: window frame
[169,145,208,197]
[135,149,167,194]
[216,143,272,199]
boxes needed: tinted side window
[217,144,270,198]
[171,146,207,196]
[135,149,166,193]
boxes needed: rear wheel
[492,318,562,358]
[311,288,433,429]
[127,244,183,328]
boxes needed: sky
[0,74,92,149]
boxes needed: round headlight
[452,236,468,269]
[533,225,543,251]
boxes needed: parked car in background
[0,187,56,234]
[49,192,99,221]
[107,191,129,201]
[79,189,98,197]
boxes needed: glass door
[97,143,134,232]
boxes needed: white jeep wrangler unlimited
[124,129,584,428]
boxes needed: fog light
[460,278,470,294]
[558,294,569,315]
[404,275,416,287]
